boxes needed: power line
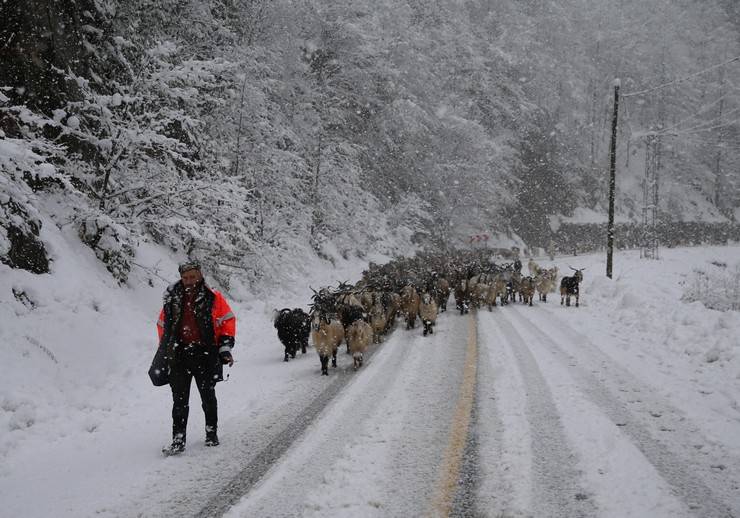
[627,94,740,142]
[667,115,740,137]
[623,55,740,98]
[639,105,740,138]
[651,91,734,135]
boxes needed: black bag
[148,345,170,386]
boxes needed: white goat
[418,293,438,336]
[346,319,373,370]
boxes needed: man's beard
[184,281,201,293]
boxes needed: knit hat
[178,260,201,274]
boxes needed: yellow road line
[430,313,478,518]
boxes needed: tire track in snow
[484,310,597,518]
[219,311,470,517]
[476,311,534,516]
[194,360,362,518]
[506,304,739,517]
[191,325,403,517]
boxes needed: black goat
[273,308,311,361]
[560,267,584,307]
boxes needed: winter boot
[205,426,219,447]
[163,433,186,456]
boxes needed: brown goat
[369,300,387,344]
[520,276,536,306]
[434,277,451,312]
[400,285,420,329]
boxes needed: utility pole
[606,79,620,279]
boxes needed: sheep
[346,319,373,370]
[310,312,345,375]
[273,308,311,362]
[400,285,421,329]
[418,292,438,336]
[560,267,584,307]
[519,276,536,306]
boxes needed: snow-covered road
[225,310,474,517]
[505,303,738,517]
[479,304,738,517]
[217,299,739,517]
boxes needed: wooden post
[606,79,620,279]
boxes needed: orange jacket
[157,285,236,352]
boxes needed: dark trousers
[169,343,218,439]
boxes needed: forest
[1,0,738,289]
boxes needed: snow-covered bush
[0,195,49,274]
[78,214,135,283]
[682,261,740,312]
[0,138,52,274]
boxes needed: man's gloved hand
[220,351,234,367]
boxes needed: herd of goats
[273,250,585,376]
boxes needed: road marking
[431,313,478,517]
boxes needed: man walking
[156,261,236,455]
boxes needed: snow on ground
[551,247,740,454]
[1,226,739,517]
